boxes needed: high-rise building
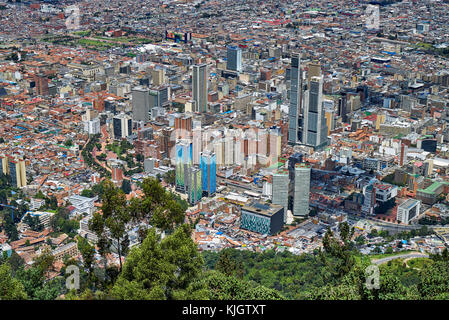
[200,151,216,197]
[111,162,123,185]
[152,68,166,86]
[240,201,284,235]
[399,143,408,166]
[174,114,193,139]
[192,64,208,113]
[132,87,150,123]
[288,53,303,144]
[34,73,49,96]
[302,73,328,149]
[272,169,289,222]
[338,91,348,123]
[227,46,242,72]
[397,199,421,225]
[192,126,202,165]
[5,157,27,188]
[149,86,170,109]
[293,163,310,217]
[112,113,132,140]
[187,166,202,205]
[362,183,376,216]
[175,140,192,192]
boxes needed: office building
[272,169,289,222]
[362,183,376,216]
[85,118,101,135]
[113,113,132,139]
[34,73,49,96]
[302,72,328,149]
[200,151,216,196]
[175,140,192,192]
[399,143,408,166]
[132,87,150,123]
[152,68,165,86]
[111,162,124,185]
[397,199,421,225]
[227,46,242,72]
[187,166,202,205]
[6,157,27,188]
[288,53,303,144]
[192,64,208,113]
[240,201,284,235]
[293,163,311,217]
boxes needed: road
[372,252,429,265]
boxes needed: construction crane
[0,204,17,221]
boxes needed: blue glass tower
[200,151,216,196]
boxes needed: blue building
[175,140,192,192]
[226,46,242,72]
[200,151,216,196]
[240,202,284,235]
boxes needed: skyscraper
[200,151,216,197]
[132,87,150,123]
[227,46,242,72]
[175,140,192,192]
[272,169,289,222]
[152,68,165,86]
[288,53,303,144]
[34,73,49,96]
[3,157,27,188]
[302,72,328,149]
[192,64,208,113]
[293,163,311,217]
[187,166,202,205]
[113,113,132,140]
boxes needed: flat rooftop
[398,199,420,210]
[242,201,283,217]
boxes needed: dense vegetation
[2,177,449,300]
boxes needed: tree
[130,177,185,233]
[7,251,25,275]
[321,222,355,277]
[111,224,204,300]
[193,271,285,300]
[64,139,73,147]
[121,179,131,194]
[0,263,27,300]
[163,170,176,185]
[90,179,130,272]
[215,249,244,279]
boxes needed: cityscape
[0,0,449,303]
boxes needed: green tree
[129,177,185,233]
[0,263,27,300]
[321,222,355,277]
[121,179,131,194]
[163,170,176,185]
[111,224,204,300]
[215,248,244,279]
[90,179,130,272]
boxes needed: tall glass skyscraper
[192,64,208,113]
[175,140,192,192]
[293,163,311,217]
[272,169,289,222]
[288,53,303,145]
[227,46,242,72]
[302,74,328,149]
[200,151,216,196]
[132,87,150,123]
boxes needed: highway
[372,252,429,265]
